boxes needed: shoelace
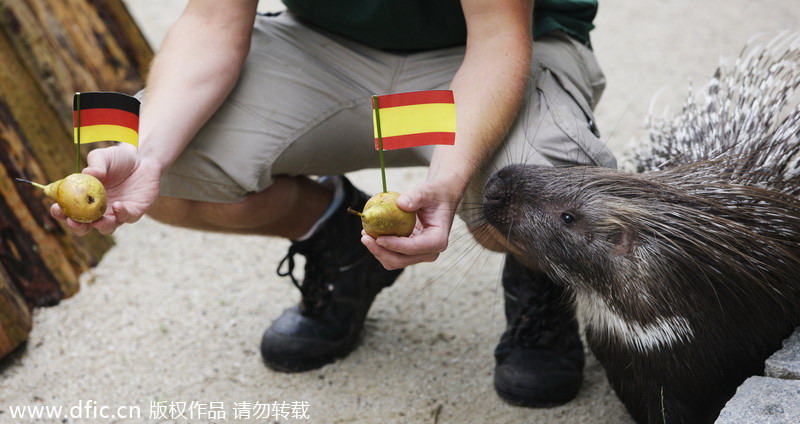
[509,296,551,348]
[277,244,302,288]
[277,244,334,312]
[508,273,576,349]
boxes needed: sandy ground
[1,1,798,423]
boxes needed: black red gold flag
[73,92,139,147]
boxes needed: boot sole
[261,324,364,373]
[494,379,580,408]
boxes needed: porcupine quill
[482,32,800,424]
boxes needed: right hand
[51,144,162,236]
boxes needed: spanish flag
[73,92,140,147]
[372,90,456,150]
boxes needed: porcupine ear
[607,226,636,256]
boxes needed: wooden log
[0,95,79,306]
[0,266,31,358]
[0,0,153,359]
[0,0,150,132]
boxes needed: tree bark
[0,0,153,359]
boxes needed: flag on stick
[372,90,456,150]
[73,92,140,147]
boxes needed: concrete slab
[766,328,800,380]
[716,376,800,424]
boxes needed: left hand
[361,181,460,270]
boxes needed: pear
[19,174,107,223]
[348,191,416,238]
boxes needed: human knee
[148,196,256,230]
[147,196,198,227]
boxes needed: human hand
[360,181,460,270]
[51,144,162,236]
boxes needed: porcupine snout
[483,164,535,235]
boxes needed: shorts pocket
[537,65,616,169]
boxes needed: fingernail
[376,238,388,247]
[397,195,411,208]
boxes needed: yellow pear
[348,191,416,238]
[42,173,107,223]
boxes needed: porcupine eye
[561,212,576,225]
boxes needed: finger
[81,166,106,181]
[65,217,93,237]
[53,204,112,236]
[400,181,456,211]
[396,188,427,212]
[111,201,141,224]
[91,215,120,235]
[50,203,67,220]
[362,235,439,269]
[375,228,449,256]
[362,235,404,269]
[85,149,111,179]
[396,194,414,212]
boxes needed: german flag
[372,90,456,150]
[73,92,140,147]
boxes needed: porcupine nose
[484,167,513,204]
[483,166,517,229]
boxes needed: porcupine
[482,32,800,424]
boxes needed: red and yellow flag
[73,92,140,147]
[372,90,456,150]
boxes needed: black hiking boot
[494,254,584,407]
[261,176,403,372]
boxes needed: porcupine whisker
[436,239,498,308]
[515,84,549,168]
[477,31,800,424]
[400,220,489,302]
[423,208,507,290]
[416,222,507,349]
[512,73,538,168]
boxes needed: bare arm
[52,0,258,235]
[364,0,534,268]
[139,0,259,170]
[428,0,533,196]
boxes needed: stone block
[765,327,800,380]
[716,376,800,423]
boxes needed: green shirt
[281,0,598,51]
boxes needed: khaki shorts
[159,12,616,223]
